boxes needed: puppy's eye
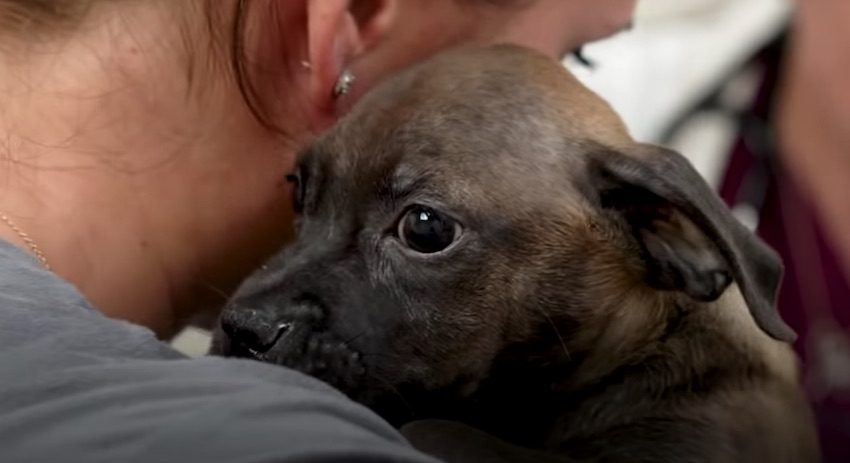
[285,166,306,214]
[397,206,461,254]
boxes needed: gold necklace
[0,211,51,270]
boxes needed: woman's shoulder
[0,238,432,463]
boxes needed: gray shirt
[0,240,437,463]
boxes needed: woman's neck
[0,162,178,334]
[0,14,299,338]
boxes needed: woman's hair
[0,0,524,133]
[0,0,86,29]
[0,0,281,132]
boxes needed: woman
[0,0,635,461]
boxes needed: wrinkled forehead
[306,45,630,207]
[390,112,574,201]
[310,104,587,213]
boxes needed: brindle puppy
[211,45,819,462]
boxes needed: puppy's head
[211,45,792,422]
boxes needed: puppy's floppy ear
[585,144,794,342]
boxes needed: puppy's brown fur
[212,45,819,462]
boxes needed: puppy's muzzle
[217,300,366,391]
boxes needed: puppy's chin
[211,328,480,426]
[211,327,368,394]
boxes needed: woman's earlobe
[302,0,396,129]
[304,1,361,119]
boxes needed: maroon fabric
[718,42,850,462]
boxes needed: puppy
[211,45,819,462]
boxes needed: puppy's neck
[441,282,665,446]
[465,284,797,449]
[563,283,797,392]
[564,284,673,388]
[556,285,800,445]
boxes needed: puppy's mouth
[224,325,368,394]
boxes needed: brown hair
[0,0,271,130]
[229,0,274,132]
[0,0,529,133]
[0,0,91,30]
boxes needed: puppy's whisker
[368,372,415,418]
[344,331,367,346]
[201,280,232,302]
[536,307,571,361]
[360,352,404,361]
[396,294,419,328]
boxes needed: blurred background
[174,0,850,460]
[566,0,789,187]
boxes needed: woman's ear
[305,0,397,128]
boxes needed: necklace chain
[0,212,51,270]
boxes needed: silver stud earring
[333,69,356,98]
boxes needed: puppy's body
[212,46,818,462]
[548,287,810,461]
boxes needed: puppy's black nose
[220,308,291,354]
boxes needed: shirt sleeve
[0,241,438,463]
